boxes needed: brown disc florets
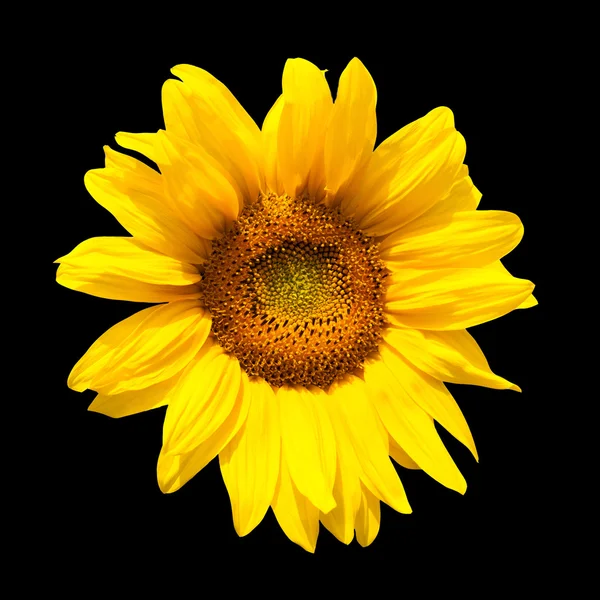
[199,194,389,389]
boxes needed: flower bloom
[56,57,536,551]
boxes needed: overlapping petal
[341,107,464,234]
[154,132,242,239]
[262,95,285,196]
[385,266,534,330]
[271,449,320,553]
[55,237,201,302]
[380,210,523,269]
[157,371,250,494]
[489,260,538,308]
[89,372,180,418]
[378,342,478,460]
[324,57,377,201]
[69,300,210,394]
[277,58,333,199]
[326,376,412,514]
[364,355,467,493]
[355,484,381,547]
[85,147,210,264]
[162,340,243,456]
[383,326,519,391]
[220,378,280,537]
[278,385,336,514]
[115,131,161,164]
[162,64,264,201]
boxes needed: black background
[43,31,550,567]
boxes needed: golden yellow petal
[278,385,337,514]
[324,57,377,201]
[115,131,161,164]
[355,484,381,548]
[155,132,242,239]
[364,355,467,493]
[380,210,523,269]
[162,65,263,201]
[277,58,333,199]
[69,300,210,395]
[85,147,209,264]
[319,453,361,546]
[55,237,201,302]
[488,260,538,309]
[157,372,250,494]
[162,341,242,457]
[271,449,320,553]
[262,95,285,196]
[327,376,412,514]
[351,128,466,236]
[389,439,420,470]
[385,266,534,330]
[413,164,481,223]
[341,107,455,215]
[89,372,180,418]
[95,303,210,395]
[518,294,538,308]
[379,343,478,460]
[319,389,364,544]
[383,326,519,391]
[219,378,280,537]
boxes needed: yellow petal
[219,377,280,537]
[162,341,242,456]
[271,450,320,553]
[389,439,420,470]
[342,107,453,214]
[89,371,181,418]
[327,376,412,514]
[277,58,333,199]
[375,106,455,159]
[380,210,523,269]
[115,131,161,164]
[278,385,336,514]
[68,306,152,392]
[262,95,284,195]
[55,237,201,302]
[518,294,538,308]
[385,267,534,330]
[324,57,377,200]
[364,355,467,493]
[488,260,538,309]
[414,164,481,222]
[95,303,210,395]
[383,326,519,391]
[379,342,478,460]
[319,392,363,544]
[319,454,360,545]
[158,372,250,494]
[69,300,210,394]
[85,147,209,265]
[162,65,263,201]
[155,132,242,239]
[351,128,466,236]
[355,484,381,547]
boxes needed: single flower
[56,57,536,552]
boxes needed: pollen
[199,194,389,389]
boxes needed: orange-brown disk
[199,194,388,389]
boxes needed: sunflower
[55,57,536,552]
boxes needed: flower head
[56,57,536,551]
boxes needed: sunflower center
[199,194,388,389]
